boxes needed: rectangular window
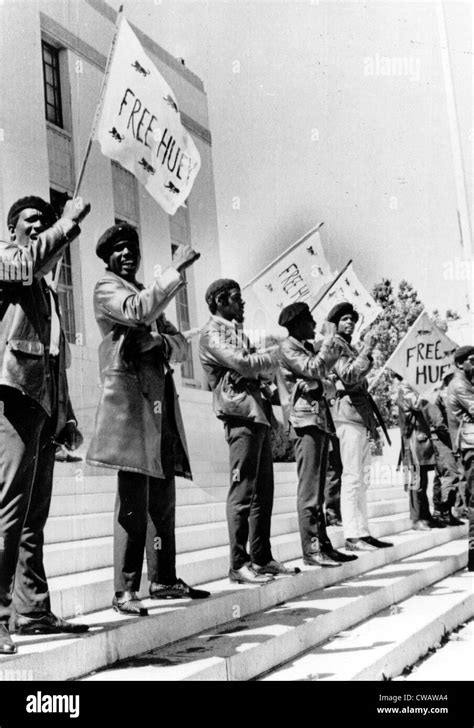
[112,161,140,226]
[50,189,76,343]
[42,41,63,128]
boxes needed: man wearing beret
[446,345,474,571]
[328,302,393,551]
[199,279,297,583]
[0,195,91,654]
[87,223,209,616]
[278,302,357,566]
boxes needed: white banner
[311,262,382,341]
[384,310,458,394]
[245,228,332,324]
[94,17,201,215]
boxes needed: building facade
[0,0,221,435]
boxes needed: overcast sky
[107,0,472,319]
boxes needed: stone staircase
[0,389,471,681]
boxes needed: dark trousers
[224,420,274,570]
[432,439,463,514]
[460,450,474,569]
[294,427,331,555]
[114,444,177,592]
[409,464,433,522]
[325,436,342,519]
[0,387,54,624]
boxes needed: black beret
[7,196,57,229]
[327,301,359,325]
[278,301,311,328]
[96,223,139,261]
[205,278,240,307]
[453,345,474,364]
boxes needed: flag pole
[309,259,352,312]
[242,222,324,290]
[53,4,124,289]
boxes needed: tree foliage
[368,279,424,427]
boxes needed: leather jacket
[278,336,339,433]
[199,316,278,426]
[397,382,435,468]
[0,217,80,416]
[447,370,474,451]
[330,333,379,435]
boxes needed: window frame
[42,40,64,129]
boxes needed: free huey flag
[94,16,201,215]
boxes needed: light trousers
[336,422,372,539]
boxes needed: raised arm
[94,268,183,328]
[279,338,339,381]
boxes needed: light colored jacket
[86,268,192,480]
[278,336,339,432]
[447,370,474,451]
[331,333,378,435]
[0,217,79,416]
[199,316,278,427]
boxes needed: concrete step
[48,512,414,619]
[44,503,410,576]
[0,523,464,680]
[45,495,300,543]
[48,479,406,516]
[261,569,474,681]
[52,471,404,500]
[80,535,468,681]
[395,619,474,681]
[44,494,408,544]
[52,460,298,479]
[43,511,302,577]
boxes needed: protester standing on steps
[328,302,393,552]
[433,375,468,520]
[396,378,455,531]
[199,279,299,584]
[446,345,474,572]
[86,223,209,618]
[0,195,91,656]
[277,302,358,567]
[420,396,465,526]
[310,345,344,528]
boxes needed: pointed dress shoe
[15,611,89,634]
[112,591,148,617]
[303,551,341,567]
[252,559,301,576]
[0,623,17,654]
[229,564,274,584]
[149,578,210,600]
[324,547,358,563]
[345,538,377,551]
[361,536,393,548]
[428,516,447,528]
[443,514,465,527]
